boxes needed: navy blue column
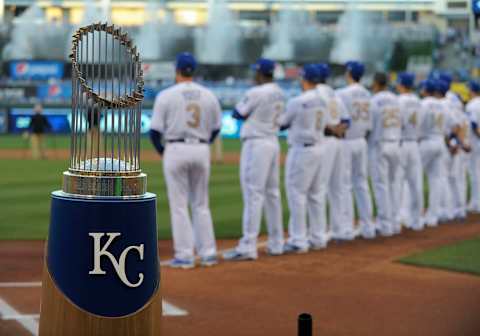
[47,191,159,317]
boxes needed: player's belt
[289,143,315,148]
[167,139,208,144]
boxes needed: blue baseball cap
[252,58,275,76]
[397,72,415,88]
[316,63,331,81]
[439,72,453,86]
[176,52,196,73]
[421,79,437,94]
[469,80,480,93]
[345,61,365,81]
[435,79,450,95]
[302,64,321,83]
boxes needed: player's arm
[149,92,167,156]
[233,90,256,120]
[209,96,223,144]
[470,108,480,138]
[278,99,296,131]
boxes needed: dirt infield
[1,217,480,336]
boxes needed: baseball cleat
[266,248,284,256]
[200,255,218,267]
[283,243,309,254]
[222,250,257,261]
[309,242,327,250]
[169,258,195,269]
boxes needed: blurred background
[0,0,479,138]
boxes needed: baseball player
[418,79,448,227]
[280,64,332,253]
[150,52,222,269]
[436,79,462,221]
[395,72,424,231]
[369,73,402,236]
[223,58,285,261]
[315,64,360,239]
[336,61,374,240]
[466,80,480,212]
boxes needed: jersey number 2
[186,103,201,128]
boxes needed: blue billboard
[9,61,64,80]
[8,108,245,138]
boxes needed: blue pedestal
[47,191,159,318]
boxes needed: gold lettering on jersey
[409,111,417,126]
[352,101,369,121]
[435,114,444,129]
[329,101,339,119]
[383,107,401,128]
[186,103,201,128]
[316,110,324,130]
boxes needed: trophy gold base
[39,262,162,336]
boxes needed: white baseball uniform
[151,81,222,261]
[466,96,480,212]
[316,84,352,238]
[336,83,374,239]
[419,96,447,226]
[234,82,285,257]
[369,90,402,235]
[396,92,424,230]
[439,97,461,221]
[281,88,331,249]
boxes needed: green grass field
[0,135,294,240]
[399,237,480,276]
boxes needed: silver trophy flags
[63,23,146,197]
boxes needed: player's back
[337,83,371,139]
[398,93,422,140]
[239,83,285,139]
[419,97,445,139]
[370,91,401,142]
[440,97,461,135]
[285,89,329,146]
[154,82,221,141]
[317,84,344,125]
[467,97,480,148]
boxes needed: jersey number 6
[186,103,201,129]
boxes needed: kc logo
[88,233,145,288]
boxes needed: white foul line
[0,297,39,336]
[0,282,41,288]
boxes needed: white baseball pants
[237,138,284,256]
[370,142,402,235]
[322,137,350,238]
[469,150,480,212]
[163,143,217,261]
[439,147,454,220]
[448,151,468,218]
[397,141,424,230]
[285,144,328,249]
[420,138,445,226]
[342,138,374,238]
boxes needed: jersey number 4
[186,103,201,128]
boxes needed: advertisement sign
[9,108,72,134]
[7,108,281,139]
[0,85,37,101]
[142,62,175,81]
[37,83,72,101]
[0,109,7,133]
[9,61,65,80]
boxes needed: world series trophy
[39,23,162,336]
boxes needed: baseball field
[1,135,480,336]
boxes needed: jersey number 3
[186,103,201,128]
